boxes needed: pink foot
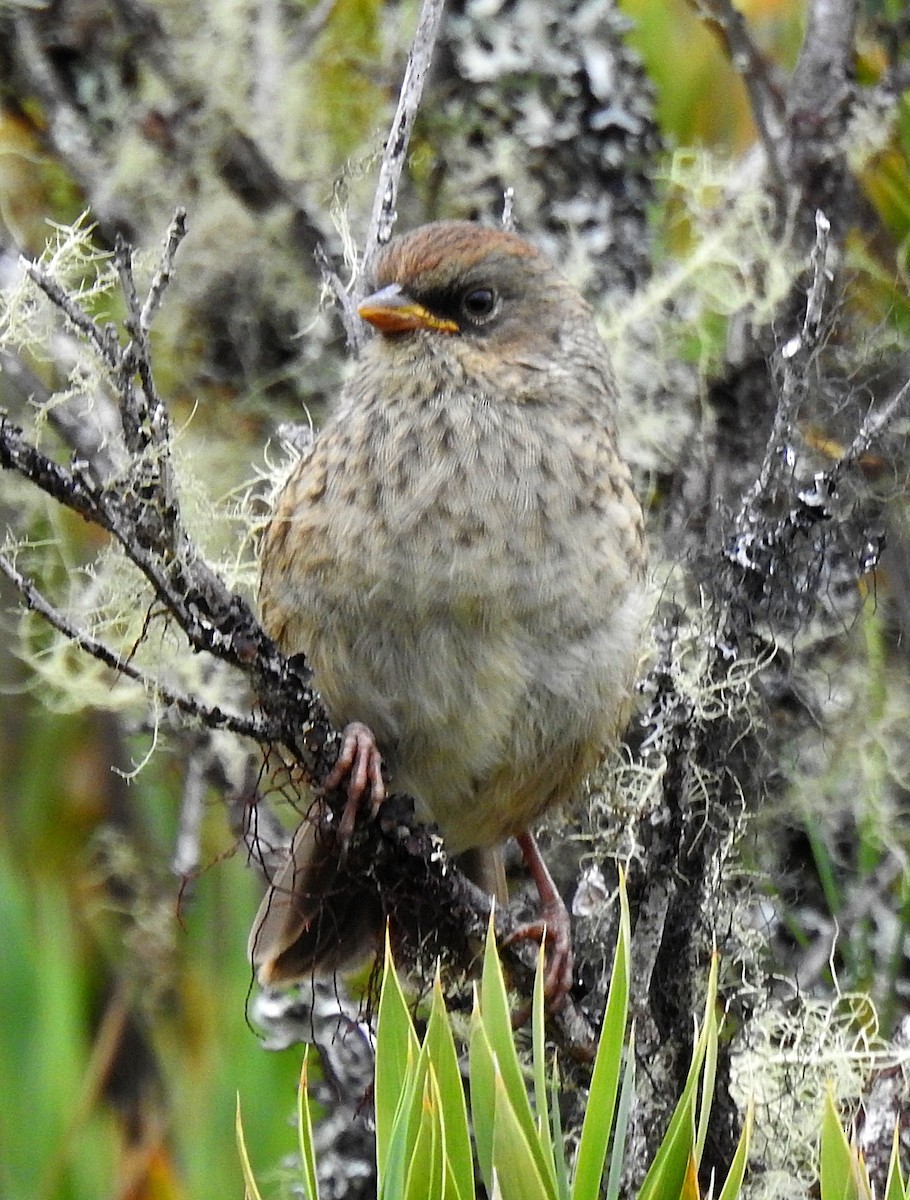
[502,831,574,1013]
[321,721,386,844]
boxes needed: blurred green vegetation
[3,0,910,1197]
[620,0,806,152]
[0,703,301,1200]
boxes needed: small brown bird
[249,220,646,1003]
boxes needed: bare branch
[11,11,108,193]
[694,0,788,189]
[113,234,173,460]
[736,209,833,519]
[0,347,126,481]
[696,0,860,231]
[784,0,859,226]
[171,751,208,878]
[140,208,187,335]
[839,375,910,471]
[803,209,832,336]
[315,0,446,352]
[788,0,858,128]
[362,0,447,279]
[718,214,903,646]
[0,401,337,782]
[315,243,363,351]
[0,415,104,523]
[501,188,516,232]
[297,0,337,44]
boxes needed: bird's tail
[248,815,384,984]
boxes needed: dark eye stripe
[409,283,503,332]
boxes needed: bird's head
[357,222,609,397]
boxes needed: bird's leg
[321,721,387,844]
[503,831,574,1010]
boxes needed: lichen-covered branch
[2,223,340,780]
[0,550,262,740]
[613,214,910,1177]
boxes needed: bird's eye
[460,287,499,324]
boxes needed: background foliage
[2,1,910,1198]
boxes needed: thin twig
[171,749,208,878]
[0,415,104,523]
[140,208,187,334]
[501,188,515,232]
[0,347,126,481]
[318,0,446,352]
[694,0,788,191]
[296,0,338,43]
[838,376,910,471]
[803,209,832,336]
[0,551,268,740]
[784,0,858,221]
[11,11,108,194]
[115,235,168,457]
[737,209,833,519]
[315,243,362,350]
[362,0,447,279]
[0,412,331,772]
[787,0,858,126]
[23,259,119,368]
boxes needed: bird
[249,219,646,1005]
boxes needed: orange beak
[358,284,459,335]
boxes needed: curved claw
[503,908,575,1017]
[503,831,575,1019]
[321,721,386,846]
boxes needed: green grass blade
[571,870,631,1200]
[695,954,720,1164]
[479,909,556,1194]
[492,1070,556,1200]
[403,1065,444,1200]
[884,1122,907,1200]
[426,971,473,1200]
[819,1087,860,1200]
[235,1095,265,1200]
[604,1029,636,1200]
[637,1011,711,1200]
[531,937,560,1190]
[444,1157,467,1200]
[638,944,719,1200]
[532,936,548,1138]
[469,989,498,1194]
[376,930,421,1189]
[680,1151,701,1200]
[716,1099,753,1200]
[550,1058,571,1200]
[296,1048,321,1200]
[637,1093,697,1200]
[381,1044,430,1200]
